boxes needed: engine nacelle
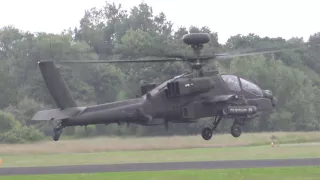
[141,83,157,95]
[222,105,258,116]
[165,77,214,98]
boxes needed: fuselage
[62,72,276,127]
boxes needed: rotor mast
[191,44,205,76]
[182,33,211,77]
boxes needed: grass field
[2,167,320,180]
[1,143,320,167]
[0,132,320,167]
[1,131,320,154]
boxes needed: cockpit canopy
[220,74,263,96]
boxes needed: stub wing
[203,94,239,105]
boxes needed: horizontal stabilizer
[31,107,85,121]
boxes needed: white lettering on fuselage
[184,83,194,87]
[229,108,248,113]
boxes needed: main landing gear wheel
[201,127,213,140]
[201,116,222,141]
[53,126,63,141]
[230,124,242,138]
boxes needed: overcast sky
[0,0,319,44]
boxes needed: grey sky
[0,0,319,44]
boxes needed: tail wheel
[53,126,63,141]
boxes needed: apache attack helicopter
[31,33,311,141]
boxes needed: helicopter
[31,33,313,141]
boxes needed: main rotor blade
[59,58,183,64]
[58,43,319,64]
[214,44,314,59]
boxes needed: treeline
[0,1,319,143]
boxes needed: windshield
[240,78,263,96]
[220,74,241,91]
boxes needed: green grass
[1,132,320,168]
[2,167,320,180]
[1,132,320,155]
[1,145,320,167]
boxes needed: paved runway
[1,158,320,176]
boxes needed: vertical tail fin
[38,60,77,109]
